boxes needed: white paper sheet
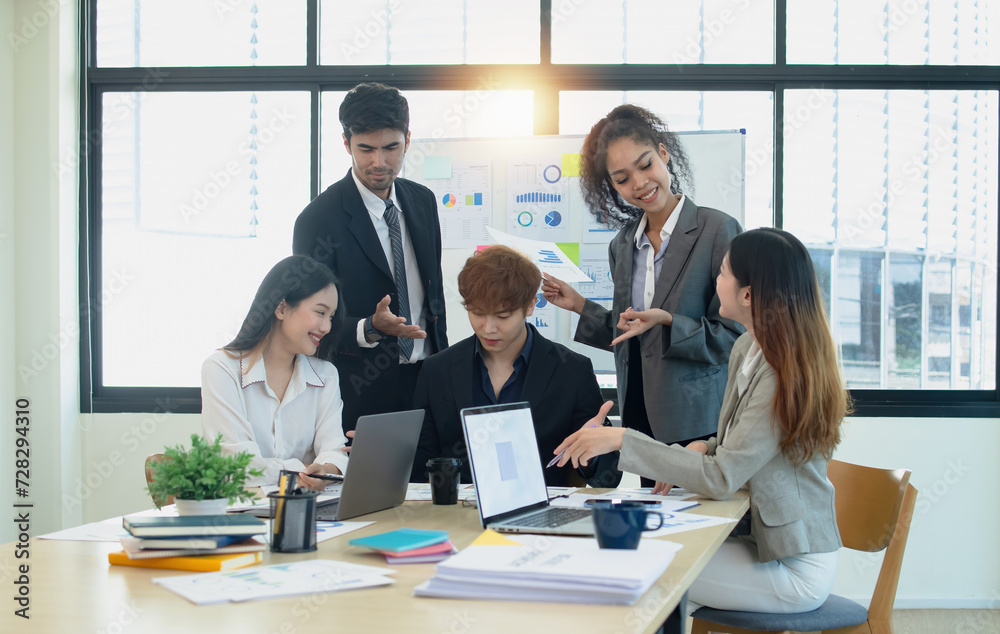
[548,493,698,513]
[404,483,476,502]
[486,227,591,283]
[604,487,699,501]
[153,559,395,605]
[38,507,177,542]
[640,511,737,538]
[228,486,341,514]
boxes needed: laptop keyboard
[503,507,591,528]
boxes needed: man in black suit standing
[293,83,447,433]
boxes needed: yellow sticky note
[556,242,580,266]
[562,153,582,178]
[470,530,521,546]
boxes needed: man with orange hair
[410,246,620,488]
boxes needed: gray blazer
[575,198,743,443]
[618,334,843,563]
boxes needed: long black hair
[579,104,694,228]
[224,255,346,364]
[726,228,850,462]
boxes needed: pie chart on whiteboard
[442,193,457,207]
[544,211,562,227]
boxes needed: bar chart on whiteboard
[507,159,571,242]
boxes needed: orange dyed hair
[727,228,852,463]
[458,245,541,314]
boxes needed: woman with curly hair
[542,105,743,476]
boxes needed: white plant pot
[174,498,229,516]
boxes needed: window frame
[80,0,1000,415]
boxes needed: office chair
[691,460,917,634]
[144,453,174,507]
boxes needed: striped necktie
[382,199,413,361]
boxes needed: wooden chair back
[144,453,174,506]
[826,459,917,631]
[690,460,918,634]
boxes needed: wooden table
[3,491,748,634]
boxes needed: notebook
[348,528,449,553]
[315,409,424,521]
[108,550,262,572]
[122,514,266,538]
[460,402,594,536]
[119,537,266,560]
[124,534,245,550]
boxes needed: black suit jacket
[293,170,448,430]
[410,326,621,488]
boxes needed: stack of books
[348,528,456,564]
[109,514,267,572]
[414,532,683,605]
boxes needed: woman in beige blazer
[555,228,850,615]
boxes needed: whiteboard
[401,131,745,373]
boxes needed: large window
[82,0,1000,415]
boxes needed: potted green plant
[146,433,264,515]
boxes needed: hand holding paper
[541,273,586,314]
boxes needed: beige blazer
[618,333,842,562]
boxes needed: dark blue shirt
[472,326,534,406]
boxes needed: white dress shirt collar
[239,353,325,398]
[351,168,401,220]
[633,195,685,248]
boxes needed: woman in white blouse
[202,255,350,490]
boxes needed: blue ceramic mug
[591,500,665,549]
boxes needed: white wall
[0,0,16,551]
[4,0,999,610]
[1,0,82,545]
[832,417,1000,609]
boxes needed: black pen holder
[267,488,319,553]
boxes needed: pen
[546,450,565,469]
[547,415,608,468]
[292,471,344,482]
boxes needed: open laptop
[242,409,423,520]
[460,402,594,536]
[314,408,424,520]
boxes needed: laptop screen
[461,402,549,521]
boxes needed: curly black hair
[579,104,694,228]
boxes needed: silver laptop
[460,402,593,536]
[314,409,424,521]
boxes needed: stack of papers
[549,493,699,512]
[414,532,682,605]
[153,560,395,605]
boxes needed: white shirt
[632,195,685,311]
[201,349,350,487]
[737,339,764,397]
[350,169,427,363]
